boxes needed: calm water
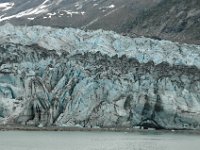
[0,131,199,150]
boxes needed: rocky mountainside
[2,0,200,45]
[0,24,200,129]
[0,0,161,31]
[130,0,200,45]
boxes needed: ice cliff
[0,24,200,129]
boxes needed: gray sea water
[0,131,199,150]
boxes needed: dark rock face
[130,0,200,45]
[1,41,200,129]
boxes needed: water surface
[0,131,199,150]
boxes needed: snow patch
[108,4,115,9]
[62,10,85,17]
[0,0,51,22]
[0,2,14,11]
[0,14,5,19]
[46,12,56,18]
[99,4,115,11]
[27,17,35,20]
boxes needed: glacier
[0,24,200,129]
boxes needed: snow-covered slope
[0,24,200,129]
[0,0,161,32]
[0,0,62,22]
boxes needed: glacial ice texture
[0,24,200,129]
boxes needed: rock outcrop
[0,24,200,129]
